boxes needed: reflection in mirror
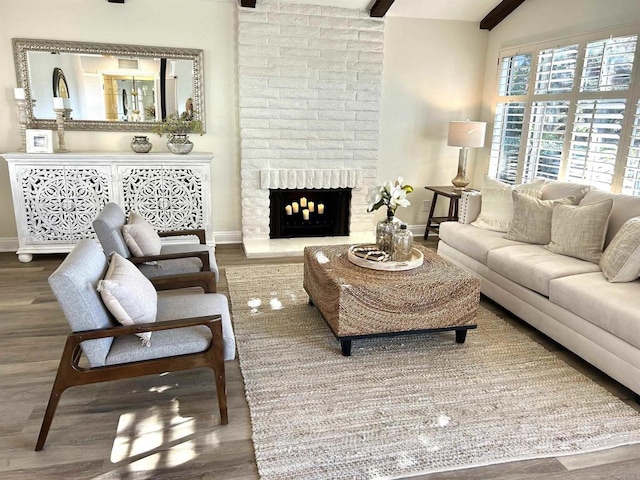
[13,39,205,132]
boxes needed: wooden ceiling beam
[107,0,125,3]
[240,0,257,8]
[370,0,395,18]
[480,0,526,30]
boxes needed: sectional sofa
[437,180,640,398]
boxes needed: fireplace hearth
[270,188,351,239]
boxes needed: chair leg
[35,340,77,451]
[36,372,67,452]
[210,322,228,425]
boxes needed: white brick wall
[238,1,384,239]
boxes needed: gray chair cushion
[92,203,131,258]
[48,239,116,367]
[106,290,235,365]
[93,203,220,282]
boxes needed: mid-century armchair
[92,203,220,287]
[36,239,235,451]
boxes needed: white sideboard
[2,152,213,262]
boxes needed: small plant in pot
[151,111,204,154]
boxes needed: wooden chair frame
[129,228,211,272]
[36,314,227,451]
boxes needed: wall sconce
[447,120,486,190]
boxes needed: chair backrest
[92,203,131,259]
[48,239,116,367]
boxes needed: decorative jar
[376,209,401,255]
[167,134,194,154]
[392,223,413,261]
[130,136,152,153]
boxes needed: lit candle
[317,203,325,214]
[13,88,25,100]
[285,205,292,215]
[292,202,299,213]
[302,209,309,220]
[53,97,65,109]
[308,201,315,212]
[300,197,307,208]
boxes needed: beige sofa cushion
[504,192,575,244]
[487,244,601,297]
[579,190,640,247]
[541,181,592,202]
[549,272,640,350]
[471,177,545,232]
[438,221,523,265]
[546,199,613,263]
[600,217,640,282]
[121,211,162,257]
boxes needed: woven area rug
[226,263,640,479]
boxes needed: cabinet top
[1,151,214,163]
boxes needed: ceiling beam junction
[480,0,526,31]
[370,0,395,18]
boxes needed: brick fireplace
[237,2,385,252]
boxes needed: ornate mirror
[13,38,205,132]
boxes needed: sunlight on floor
[110,399,202,471]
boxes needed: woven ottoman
[303,244,480,355]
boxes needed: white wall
[379,17,487,224]
[473,0,640,187]
[0,0,239,245]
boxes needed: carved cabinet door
[118,165,207,231]
[16,165,112,243]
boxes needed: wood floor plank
[1,240,639,479]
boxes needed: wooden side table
[423,185,463,239]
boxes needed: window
[489,28,640,195]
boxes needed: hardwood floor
[1,240,639,479]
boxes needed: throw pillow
[471,176,546,232]
[504,191,576,244]
[541,181,592,202]
[600,217,640,282]
[97,252,157,346]
[121,211,162,257]
[546,199,614,264]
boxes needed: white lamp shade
[447,121,487,148]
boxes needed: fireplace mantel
[260,169,363,190]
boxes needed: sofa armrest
[459,191,482,224]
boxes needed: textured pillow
[471,177,545,232]
[546,199,614,263]
[97,252,157,346]
[541,181,592,202]
[504,191,576,244]
[600,217,640,282]
[121,211,162,256]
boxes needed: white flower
[366,176,413,213]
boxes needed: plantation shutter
[567,99,626,190]
[622,101,640,196]
[523,101,569,182]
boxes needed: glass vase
[376,209,400,255]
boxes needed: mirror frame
[13,38,205,132]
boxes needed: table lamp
[447,120,486,190]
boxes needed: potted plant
[151,111,204,154]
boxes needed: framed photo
[26,129,54,154]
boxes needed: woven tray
[347,244,424,271]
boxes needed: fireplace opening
[270,188,351,239]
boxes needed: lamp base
[451,147,469,191]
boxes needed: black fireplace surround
[269,188,351,239]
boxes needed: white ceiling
[269,0,503,22]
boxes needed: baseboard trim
[213,231,243,244]
[0,237,19,253]
[0,227,426,252]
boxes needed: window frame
[488,23,640,194]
